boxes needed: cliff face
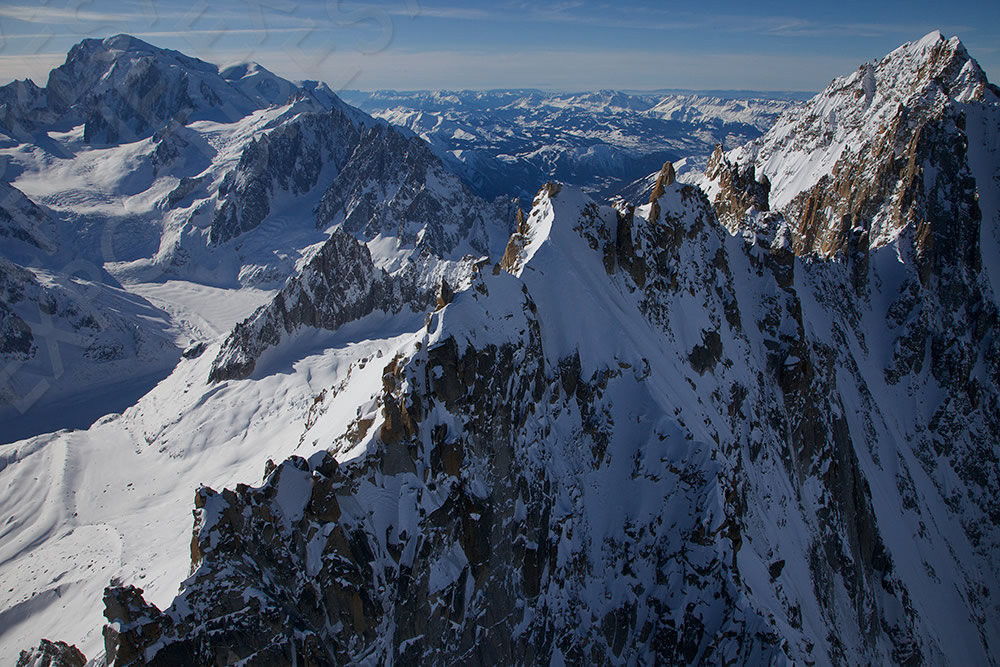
[314,122,514,260]
[101,176,1000,665]
[208,105,363,245]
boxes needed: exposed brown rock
[705,145,770,228]
[380,354,418,444]
[650,161,676,202]
[514,206,526,233]
[435,278,454,310]
[499,209,531,273]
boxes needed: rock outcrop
[703,145,770,228]
[315,122,513,259]
[15,639,86,667]
[704,31,996,262]
[209,230,432,382]
[647,160,677,222]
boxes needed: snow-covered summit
[701,30,998,264]
[718,30,991,207]
[0,34,325,145]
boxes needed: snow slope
[0,309,423,657]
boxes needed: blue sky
[0,0,997,92]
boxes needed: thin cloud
[0,52,64,82]
[395,7,492,20]
[0,4,327,29]
[0,5,133,24]
[763,20,974,38]
[137,27,318,37]
[383,4,979,43]
[0,27,319,40]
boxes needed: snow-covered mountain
[0,36,515,444]
[1,31,998,666]
[0,179,179,443]
[2,34,328,145]
[700,31,999,260]
[340,88,807,201]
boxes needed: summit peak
[912,29,946,49]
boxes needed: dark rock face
[0,182,56,258]
[209,229,432,381]
[105,296,780,664]
[0,79,60,139]
[0,300,34,358]
[783,98,984,268]
[209,106,361,244]
[207,104,513,254]
[15,638,86,667]
[105,457,381,664]
[0,259,36,359]
[315,123,511,259]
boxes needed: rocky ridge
[208,103,365,245]
[97,169,999,663]
[701,31,998,262]
[315,122,513,260]
[208,229,433,382]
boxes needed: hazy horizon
[0,1,997,92]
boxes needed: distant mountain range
[339,88,812,201]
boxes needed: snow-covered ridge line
[0,33,342,145]
[208,229,433,382]
[700,30,998,257]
